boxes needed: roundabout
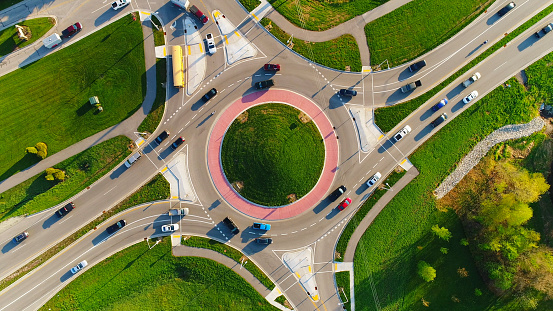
[208,89,339,220]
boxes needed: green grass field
[268,0,388,31]
[374,3,553,132]
[352,48,553,309]
[0,17,54,57]
[335,271,351,310]
[260,19,362,72]
[0,0,25,11]
[0,136,131,221]
[221,103,324,206]
[40,239,277,311]
[182,236,274,290]
[151,15,165,46]
[0,14,145,182]
[366,0,492,68]
[138,58,167,133]
[238,0,260,12]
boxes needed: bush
[45,167,65,181]
[35,142,47,159]
[25,146,37,154]
[418,261,436,282]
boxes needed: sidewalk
[0,18,158,194]
[344,167,419,262]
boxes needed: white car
[162,223,179,232]
[462,90,479,104]
[206,33,216,54]
[393,125,411,142]
[70,260,88,274]
[366,172,382,187]
[462,72,481,88]
[111,0,131,10]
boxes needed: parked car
[56,202,75,217]
[431,98,448,112]
[223,217,240,235]
[255,237,273,245]
[206,33,216,54]
[366,172,382,187]
[253,222,271,231]
[431,113,448,128]
[337,198,352,211]
[13,231,29,244]
[462,90,479,104]
[203,88,217,102]
[189,5,208,24]
[70,260,88,274]
[255,79,274,89]
[264,64,280,71]
[339,89,357,97]
[462,72,481,88]
[535,23,553,38]
[62,22,82,38]
[497,2,515,16]
[106,220,126,234]
[161,223,179,232]
[155,130,170,144]
[171,137,185,150]
[408,60,426,72]
[124,152,141,168]
[393,125,411,142]
[111,0,131,10]
[169,208,189,216]
[328,185,346,202]
[400,80,422,93]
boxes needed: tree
[45,168,65,181]
[25,146,37,155]
[418,261,436,282]
[431,224,452,241]
[440,247,449,254]
[25,142,48,159]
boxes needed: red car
[337,198,351,211]
[264,64,280,71]
[62,22,82,38]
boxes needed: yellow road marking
[401,159,407,164]
[163,46,166,56]
[224,35,228,44]
[199,43,203,53]
[213,11,220,18]
[235,31,241,38]
[187,45,191,55]
[161,167,168,173]
[378,135,384,140]
[335,263,338,270]
[251,13,259,21]
[308,265,312,273]
[172,196,179,199]
[141,11,151,16]
[277,288,281,294]
[309,298,322,310]
[295,272,301,278]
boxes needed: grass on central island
[40,239,278,311]
[221,103,324,206]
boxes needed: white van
[43,33,62,49]
[170,0,189,9]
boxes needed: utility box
[89,96,100,106]
[43,33,62,49]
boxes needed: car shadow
[60,270,74,282]
[190,98,206,111]
[205,225,228,241]
[517,35,537,52]
[109,165,127,179]
[377,139,393,154]
[486,14,501,26]
[42,214,60,229]
[451,100,466,114]
[329,93,346,109]
[398,68,416,81]
[92,231,109,246]
[414,124,433,142]
[1,240,16,253]
[208,200,221,210]
[240,227,262,243]
[446,85,465,101]
[94,8,119,27]
[325,208,340,220]
[312,199,332,214]
[385,88,411,104]
[420,107,437,122]
[243,239,270,254]
[157,147,174,160]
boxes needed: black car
[497,2,515,16]
[203,88,217,102]
[431,113,448,128]
[329,185,346,202]
[13,231,29,244]
[171,137,185,150]
[255,237,273,245]
[223,217,240,235]
[339,89,357,97]
[255,79,274,90]
[155,130,170,144]
[106,220,127,234]
[56,202,75,217]
[408,60,427,72]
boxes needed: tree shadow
[0,153,41,183]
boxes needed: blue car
[253,222,271,231]
[431,98,448,112]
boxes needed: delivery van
[43,33,62,49]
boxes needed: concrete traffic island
[282,248,320,301]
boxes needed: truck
[462,72,481,88]
[43,33,62,49]
[168,208,189,216]
[124,152,141,168]
[400,80,421,93]
[534,23,553,38]
[255,79,274,89]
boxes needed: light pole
[382,183,393,191]
[146,237,161,249]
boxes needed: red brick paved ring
[207,89,338,220]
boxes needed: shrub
[45,167,65,181]
[418,261,436,282]
[25,146,37,154]
[35,142,47,159]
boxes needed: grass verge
[137,58,167,133]
[267,0,388,31]
[260,18,362,72]
[366,0,492,68]
[352,52,552,309]
[221,103,324,206]
[0,13,146,181]
[182,236,275,290]
[151,15,165,46]
[0,136,131,221]
[0,174,170,293]
[0,0,25,11]
[335,169,406,261]
[40,239,277,310]
[374,3,553,132]
[335,271,351,310]
[0,17,55,57]
[238,0,260,12]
